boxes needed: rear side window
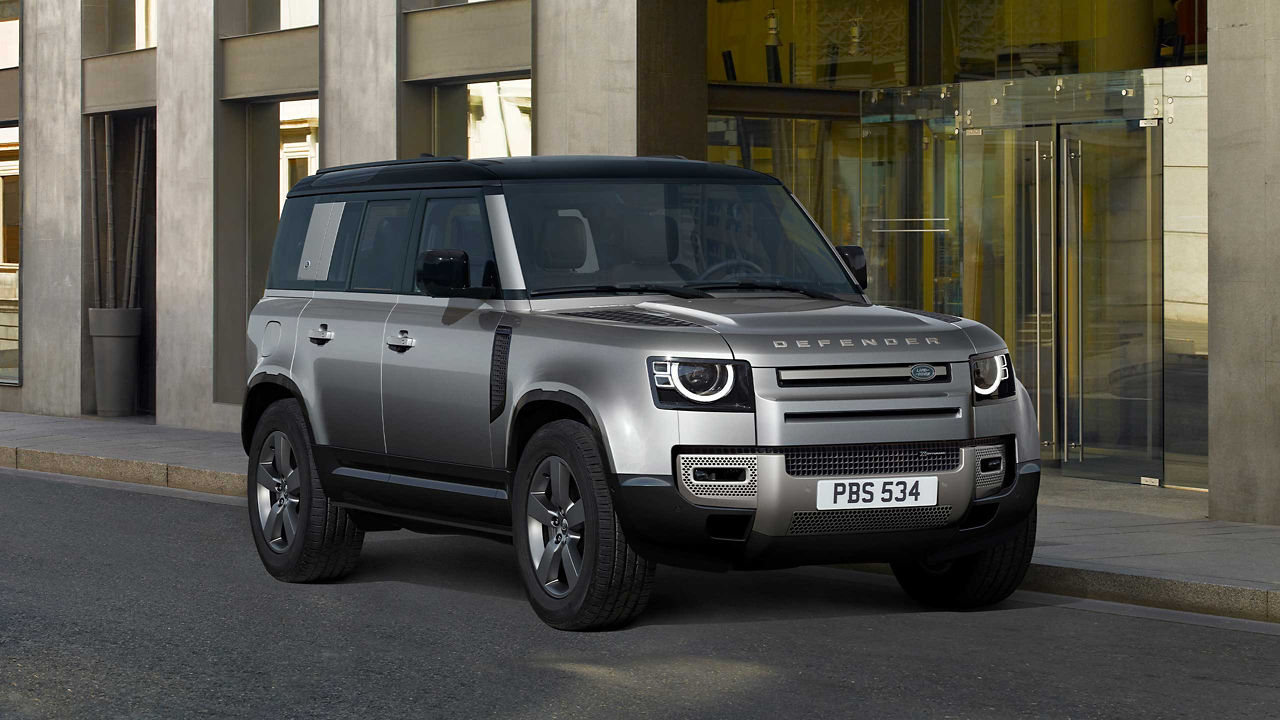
[267,197,364,290]
[350,199,414,292]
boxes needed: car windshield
[502,181,859,297]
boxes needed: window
[415,196,498,294]
[503,181,855,294]
[267,197,363,291]
[466,79,531,158]
[0,15,17,70]
[350,199,414,292]
[0,125,17,383]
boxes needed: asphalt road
[2,467,1278,720]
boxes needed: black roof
[288,155,778,196]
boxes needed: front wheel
[890,507,1036,609]
[512,420,656,631]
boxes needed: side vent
[489,326,513,421]
[560,309,699,327]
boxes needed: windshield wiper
[687,280,846,301]
[529,284,712,299]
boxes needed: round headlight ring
[670,362,735,403]
[972,354,1008,396]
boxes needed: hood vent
[560,309,700,327]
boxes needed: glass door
[961,125,1058,459]
[1059,121,1163,480]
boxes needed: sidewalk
[0,410,1275,621]
[1029,473,1280,621]
[0,411,244,494]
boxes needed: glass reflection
[0,125,18,383]
[708,0,1209,89]
[466,79,531,158]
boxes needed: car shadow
[343,531,1021,626]
[346,531,527,602]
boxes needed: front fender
[497,316,736,476]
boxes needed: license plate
[816,476,938,510]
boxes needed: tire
[890,507,1037,610]
[247,398,364,583]
[511,419,656,631]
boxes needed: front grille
[560,309,699,327]
[787,505,954,535]
[785,441,963,478]
[776,363,950,388]
[678,454,758,498]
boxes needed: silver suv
[243,156,1040,630]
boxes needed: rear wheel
[512,420,656,630]
[247,398,364,582]
[890,507,1036,609]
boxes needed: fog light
[693,467,747,484]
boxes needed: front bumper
[610,458,1040,571]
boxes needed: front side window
[414,195,499,295]
[503,181,856,296]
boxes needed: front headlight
[970,352,1015,401]
[649,358,754,411]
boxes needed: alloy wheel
[525,455,585,599]
[256,430,302,553]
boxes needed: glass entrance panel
[859,86,962,314]
[1060,121,1163,480]
[961,125,1056,458]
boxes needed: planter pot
[88,307,143,417]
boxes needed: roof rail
[315,155,465,176]
[646,154,689,160]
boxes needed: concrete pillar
[1207,1,1280,523]
[533,0,706,158]
[154,0,238,431]
[320,0,398,167]
[14,0,83,417]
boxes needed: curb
[839,559,1280,625]
[1,446,243,497]
[1020,561,1280,624]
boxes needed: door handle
[386,330,416,352]
[308,324,334,345]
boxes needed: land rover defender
[243,156,1040,630]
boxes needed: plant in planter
[88,114,149,417]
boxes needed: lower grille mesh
[785,441,963,477]
[787,505,953,536]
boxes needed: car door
[381,190,505,483]
[292,192,418,469]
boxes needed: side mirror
[416,249,470,295]
[836,245,869,290]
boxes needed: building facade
[0,0,1273,521]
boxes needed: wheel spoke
[275,434,294,475]
[549,458,571,509]
[284,467,301,494]
[561,538,582,586]
[281,504,298,544]
[563,501,584,530]
[527,492,557,526]
[536,539,561,585]
[255,462,276,489]
[264,503,283,542]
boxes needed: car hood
[631,297,992,367]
